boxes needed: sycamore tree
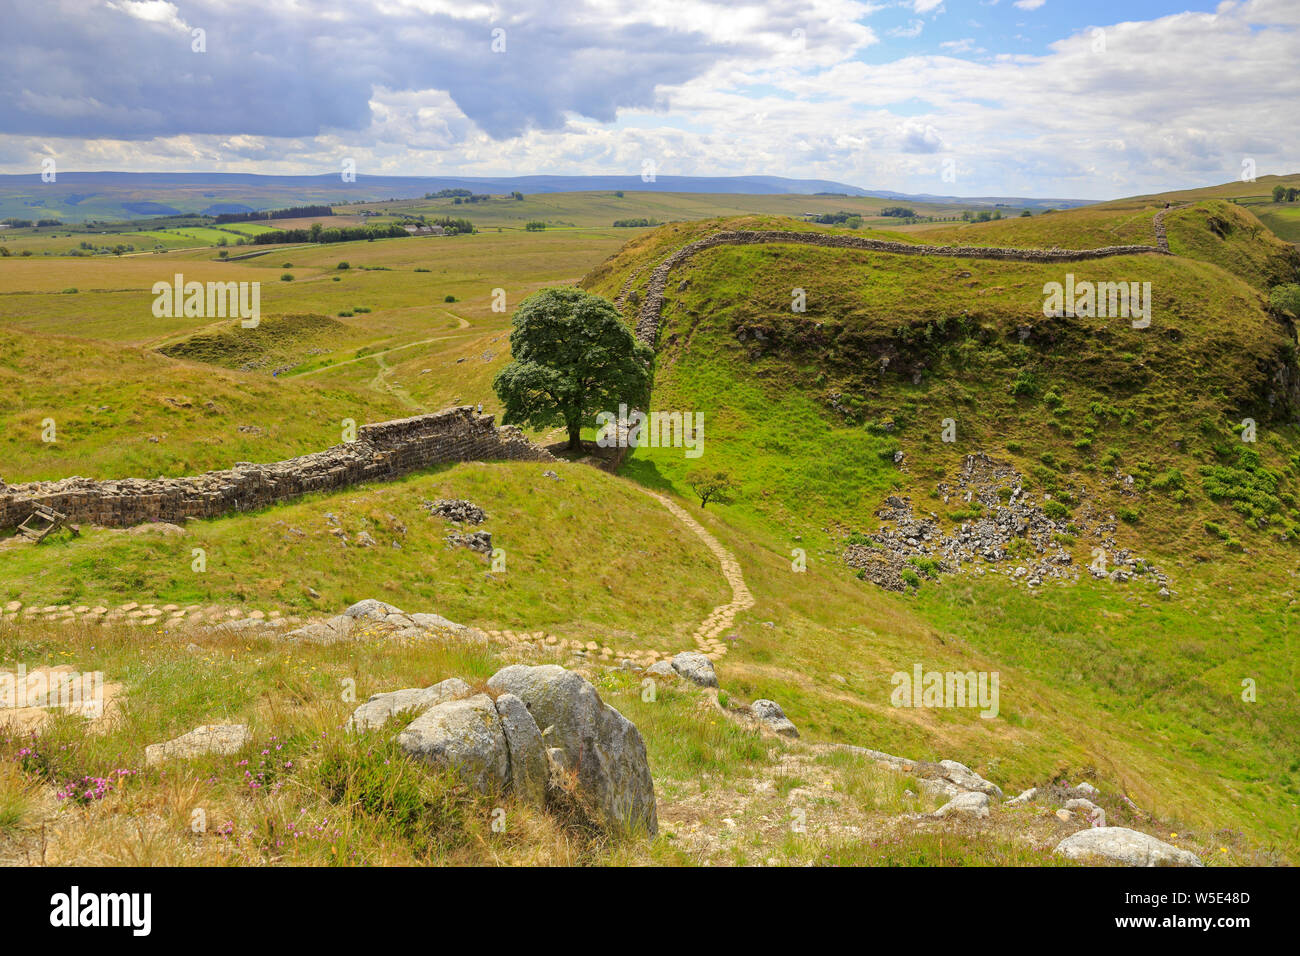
[686,469,738,508]
[493,288,653,450]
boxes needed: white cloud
[1012,0,1045,10]
[0,0,1295,200]
[104,0,189,32]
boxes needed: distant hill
[0,171,1094,223]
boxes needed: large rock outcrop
[486,664,657,835]
[284,599,483,645]
[361,663,656,834]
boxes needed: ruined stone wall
[0,407,554,530]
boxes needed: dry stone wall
[0,406,553,531]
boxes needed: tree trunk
[567,422,582,450]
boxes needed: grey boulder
[671,652,718,688]
[933,791,991,819]
[145,724,251,766]
[750,699,799,738]
[936,759,1003,800]
[346,677,470,732]
[1054,827,1202,867]
[344,599,405,620]
[487,664,657,835]
[397,693,509,792]
[493,692,548,806]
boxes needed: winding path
[640,489,754,657]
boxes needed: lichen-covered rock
[145,724,251,765]
[343,599,405,621]
[936,759,1003,800]
[397,693,509,792]
[410,612,470,633]
[671,651,718,688]
[645,660,676,679]
[346,677,470,732]
[934,790,990,819]
[750,699,799,738]
[493,692,548,806]
[1054,827,1202,867]
[282,616,355,644]
[486,664,656,835]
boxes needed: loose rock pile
[423,498,487,524]
[847,453,1168,592]
[423,497,493,555]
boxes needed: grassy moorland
[1,184,1298,866]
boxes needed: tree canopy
[493,288,653,450]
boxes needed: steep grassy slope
[580,204,1300,858]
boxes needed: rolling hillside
[3,182,1298,867]
[578,196,1300,858]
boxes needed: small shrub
[1043,500,1070,521]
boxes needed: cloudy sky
[1,0,1295,198]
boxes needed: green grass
[3,186,1299,866]
[158,313,352,373]
[0,462,728,642]
[573,205,1300,860]
[0,327,406,482]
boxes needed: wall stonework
[0,407,554,531]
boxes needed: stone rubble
[846,453,1169,593]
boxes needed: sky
[0,0,1295,199]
